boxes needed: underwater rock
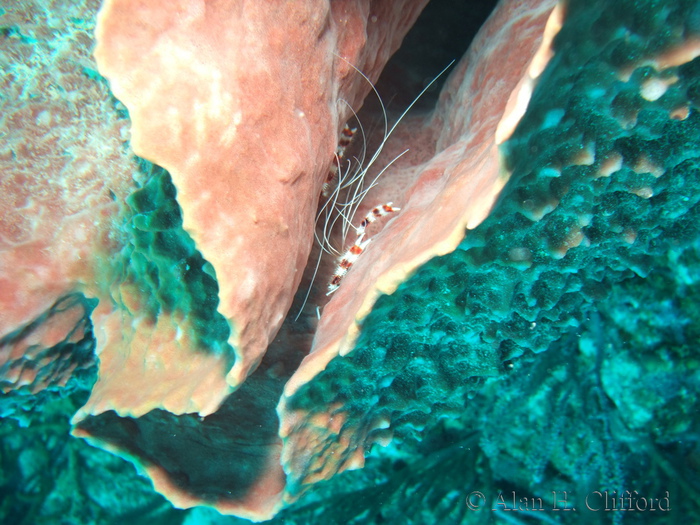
[3,0,700,522]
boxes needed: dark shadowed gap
[374,0,500,113]
[292,0,501,321]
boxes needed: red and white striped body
[322,124,357,197]
[327,234,371,295]
[326,202,400,294]
[355,202,400,236]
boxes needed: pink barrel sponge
[91,0,430,395]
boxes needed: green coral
[283,1,700,520]
[118,160,233,356]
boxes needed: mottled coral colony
[2,0,700,522]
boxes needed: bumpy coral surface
[281,0,700,500]
[0,0,132,394]
[3,0,700,522]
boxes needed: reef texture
[3,0,700,522]
[72,0,561,519]
[0,0,129,398]
[279,0,561,492]
[83,0,431,423]
[281,0,700,494]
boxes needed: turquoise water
[2,0,699,523]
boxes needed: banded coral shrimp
[293,58,454,322]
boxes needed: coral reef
[89,0,431,406]
[281,0,700,495]
[0,0,133,357]
[2,0,700,523]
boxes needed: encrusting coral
[2,0,700,522]
[280,0,700,500]
[0,0,132,397]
